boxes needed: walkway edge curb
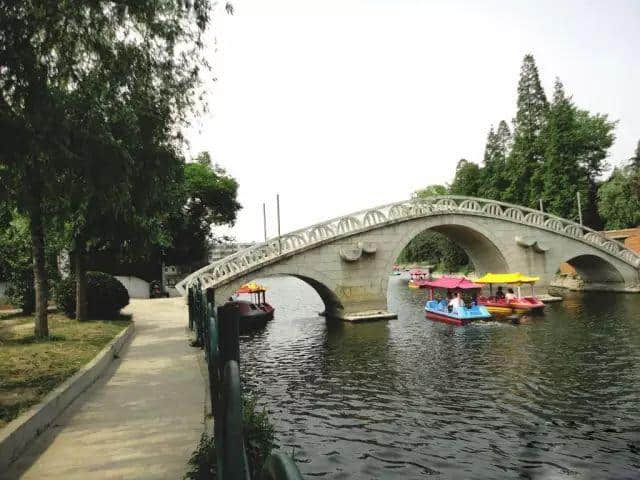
[0,322,135,471]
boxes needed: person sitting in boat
[495,286,505,300]
[505,288,516,301]
[448,291,464,313]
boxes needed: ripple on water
[239,277,640,479]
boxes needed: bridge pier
[329,295,397,322]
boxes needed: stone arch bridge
[176,196,640,319]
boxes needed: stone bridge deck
[2,299,205,480]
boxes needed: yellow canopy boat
[476,273,545,314]
[476,273,540,285]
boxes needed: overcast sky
[185,0,640,243]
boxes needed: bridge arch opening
[563,254,625,284]
[240,274,344,317]
[396,223,509,276]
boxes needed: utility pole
[276,194,281,254]
[576,191,583,226]
[539,199,544,212]
[262,203,267,242]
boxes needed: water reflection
[240,276,640,479]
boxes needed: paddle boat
[476,273,545,315]
[408,268,431,289]
[226,282,275,332]
[423,276,492,325]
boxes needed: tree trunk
[74,242,88,322]
[29,197,49,339]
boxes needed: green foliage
[540,79,589,220]
[183,393,276,480]
[184,433,216,480]
[55,272,129,320]
[481,121,511,200]
[412,184,448,199]
[1,0,215,332]
[243,394,277,478]
[398,231,470,273]
[165,153,242,266]
[504,54,549,208]
[5,273,35,315]
[632,140,640,170]
[0,216,34,313]
[0,212,60,314]
[597,162,640,229]
[450,159,481,197]
[433,54,617,231]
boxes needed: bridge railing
[188,282,304,480]
[177,196,640,293]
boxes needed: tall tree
[481,120,511,200]
[540,79,587,220]
[597,164,640,229]
[412,184,448,199]
[597,140,640,229]
[165,152,241,267]
[450,159,481,197]
[573,110,615,229]
[0,1,213,329]
[631,140,640,170]
[505,54,549,207]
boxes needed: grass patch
[0,314,130,427]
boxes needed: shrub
[55,271,129,319]
[184,393,277,480]
[5,269,35,315]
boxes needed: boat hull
[424,301,492,326]
[479,297,545,315]
[238,309,274,333]
[425,310,472,325]
[227,300,275,333]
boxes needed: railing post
[218,303,240,365]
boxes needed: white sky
[186,0,640,242]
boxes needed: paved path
[3,298,206,480]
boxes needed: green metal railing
[188,282,303,480]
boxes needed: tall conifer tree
[450,159,481,197]
[540,79,586,220]
[633,140,640,170]
[505,54,549,207]
[481,120,511,200]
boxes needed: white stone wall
[115,276,150,299]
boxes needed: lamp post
[276,194,281,254]
[262,203,267,242]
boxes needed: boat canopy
[409,268,424,275]
[475,273,540,285]
[423,276,482,290]
[236,282,267,294]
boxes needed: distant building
[162,241,256,296]
[209,242,255,263]
[603,227,640,253]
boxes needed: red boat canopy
[409,269,424,275]
[423,276,482,290]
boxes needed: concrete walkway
[2,298,206,480]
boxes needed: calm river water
[239,275,640,479]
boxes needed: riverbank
[0,314,131,427]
